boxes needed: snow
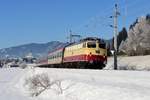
[1,65,150,100]
[105,55,150,70]
[0,68,32,100]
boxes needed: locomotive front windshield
[87,41,106,49]
[87,42,96,48]
[99,43,106,49]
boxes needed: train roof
[65,37,105,47]
[48,37,105,54]
[48,43,70,54]
[80,37,101,42]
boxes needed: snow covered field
[1,66,150,100]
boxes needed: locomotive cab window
[83,43,86,48]
[99,43,106,49]
[87,42,96,48]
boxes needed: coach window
[59,52,61,57]
[59,52,62,57]
[87,42,96,48]
[57,53,59,58]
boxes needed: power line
[74,6,114,33]
[67,30,81,43]
[120,0,150,17]
[72,0,150,40]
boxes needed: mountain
[0,41,67,58]
[119,14,150,56]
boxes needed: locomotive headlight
[89,60,93,64]
[89,52,92,56]
[86,52,92,56]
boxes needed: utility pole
[113,4,120,70]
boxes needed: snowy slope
[1,67,150,100]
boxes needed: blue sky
[0,0,150,48]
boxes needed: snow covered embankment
[105,55,150,70]
[21,68,150,100]
[1,67,150,100]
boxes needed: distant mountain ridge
[0,41,66,58]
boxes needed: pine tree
[117,27,128,50]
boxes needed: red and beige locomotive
[39,37,107,69]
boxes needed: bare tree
[24,72,78,97]
[24,73,50,96]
